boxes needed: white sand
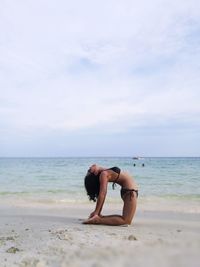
[0,203,200,267]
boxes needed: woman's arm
[93,171,108,215]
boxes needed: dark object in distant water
[133,163,136,167]
[132,157,140,160]
[142,163,145,167]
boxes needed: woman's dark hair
[84,172,100,202]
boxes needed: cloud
[0,0,200,155]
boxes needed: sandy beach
[0,202,199,267]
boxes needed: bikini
[107,167,138,199]
[120,188,138,200]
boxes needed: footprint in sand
[109,233,117,236]
[50,229,73,241]
[6,247,21,253]
[128,235,137,241]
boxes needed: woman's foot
[83,214,100,224]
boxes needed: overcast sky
[0,0,200,157]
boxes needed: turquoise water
[0,157,199,204]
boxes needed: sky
[0,0,200,157]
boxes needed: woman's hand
[89,211,98,218]
[83,214,100,224]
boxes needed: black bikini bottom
[120,188,138,200]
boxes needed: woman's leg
[83,193,137,226]
[122,192,137,224]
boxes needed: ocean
[0,157,199,210]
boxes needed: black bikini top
[106,166,121,189]
[95,166,121,189]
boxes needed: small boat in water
[132,156,141,160]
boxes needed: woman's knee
[123,216,132,225]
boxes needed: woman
[83,164,138,226]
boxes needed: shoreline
[0,203,200,267]
[0,194,200,214]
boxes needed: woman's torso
[105,167,138,190]
[117,171,138,189]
